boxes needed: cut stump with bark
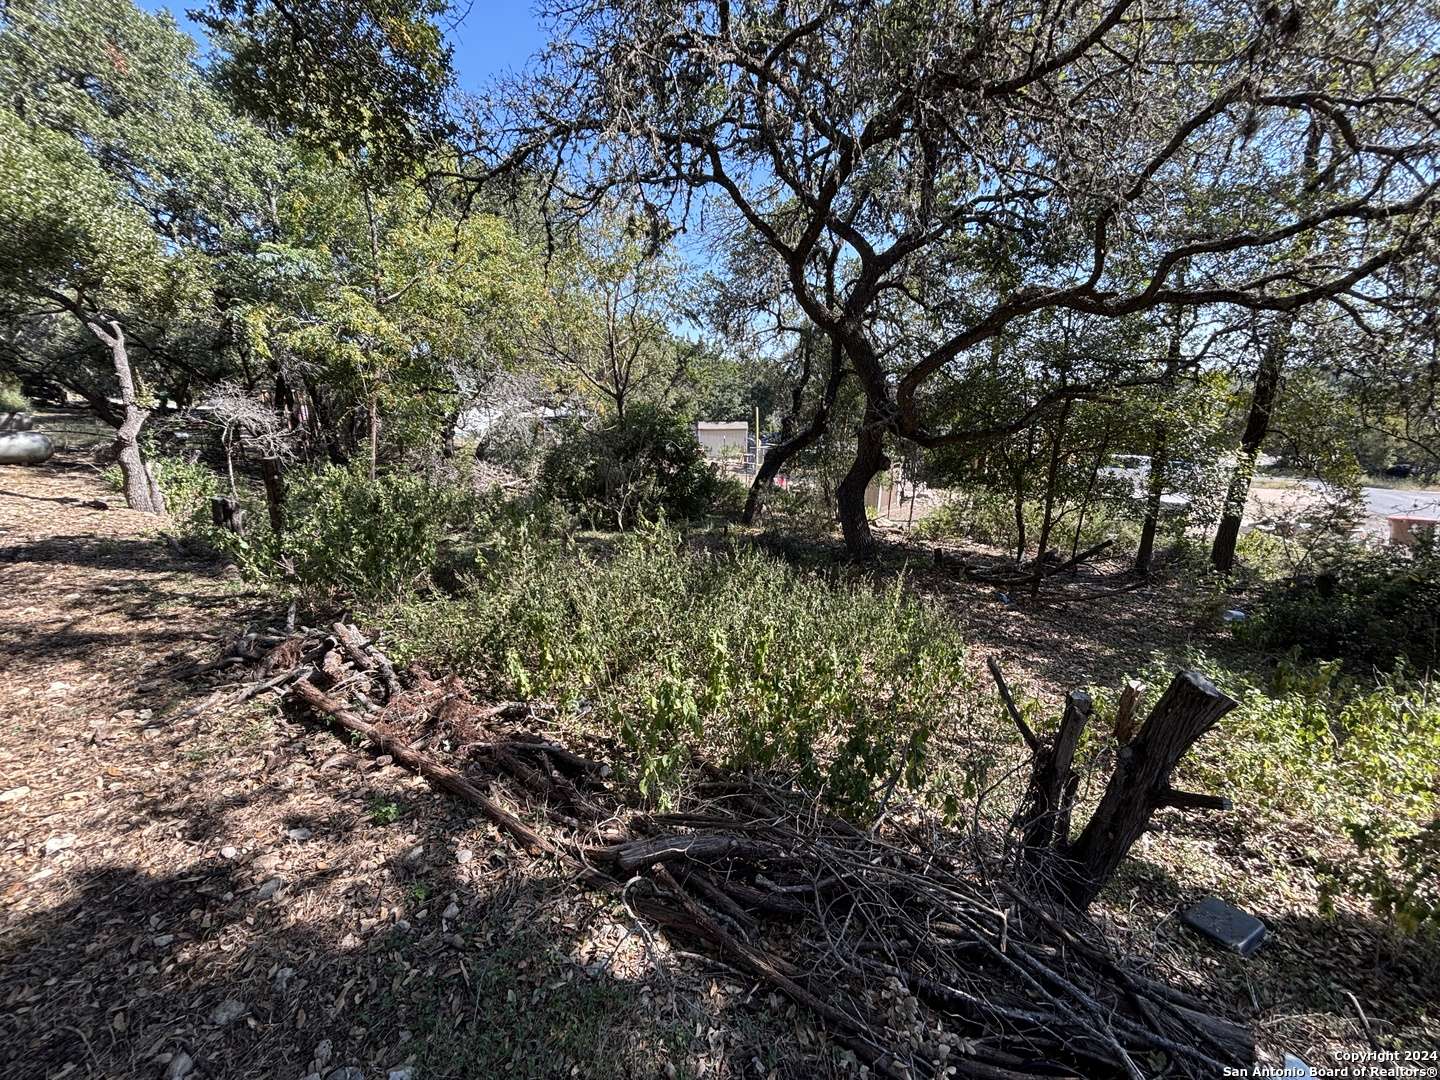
[1018,689,1090,863]
[1062,671,1237,906]
[992,660,1238,908]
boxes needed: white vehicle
[1098,454,1194,509]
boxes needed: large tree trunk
[1211,330,1286,573]
[1137,307,1186,575]
[1029,401,1072,595]
[259,455,286,537]
[86,317,165,514]
[836,404,888,560]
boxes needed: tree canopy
[478,0,1440,552]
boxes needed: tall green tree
[195,0,455,179]
[0,0,274,510]
[529,218,695,424]
[237,162,546,474]
[487,0,1440,557]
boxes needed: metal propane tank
[0,430,55,465]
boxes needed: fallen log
[290,679,574,867]
[597,833,787,875]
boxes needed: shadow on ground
[1,751,841,1080]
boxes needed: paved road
[1360,485,1440,519]
[1247,479,1440,533]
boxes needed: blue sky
[137,2,547,91]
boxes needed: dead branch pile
[200,618,1256,1080]
[959,539,1117,587]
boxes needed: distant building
[695,420,749,461]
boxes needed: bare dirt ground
[0,458,820,1080]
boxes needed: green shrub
[539,404,721,529]
[1332,817,1440,935]
[0,382,29,413]
[915,486,1143,557]
[153,455,221,528]
[915,488,1021,548]
[1237,539,1440,673]
[1093,655,1426,826]
[1232,528,1297,581]
[1104,652,1439,930]
[279,463,494,601]
[215,463,493,600]
[386,523,972,809]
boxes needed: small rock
[441,902,459,921]
[152,934,175,948]
[325,1068,364,1080]
[44,834,77,855]
[163,1051,194,1080]
[403,845,424,864]
[219,845,239,860]
[388,1069,414,1080]
[312,1039,333,1070]
[454,848,473,865]
[255,877,285,900]
[285,827,314,842]
[0,786,31,803]
[254,851,282,871]
[448,933,465,949]
[210,998,247,1025]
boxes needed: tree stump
[1018,689,1090,863]
[992,660,1239,907]
[210,496,246,534]
[1061,671,1237,906]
